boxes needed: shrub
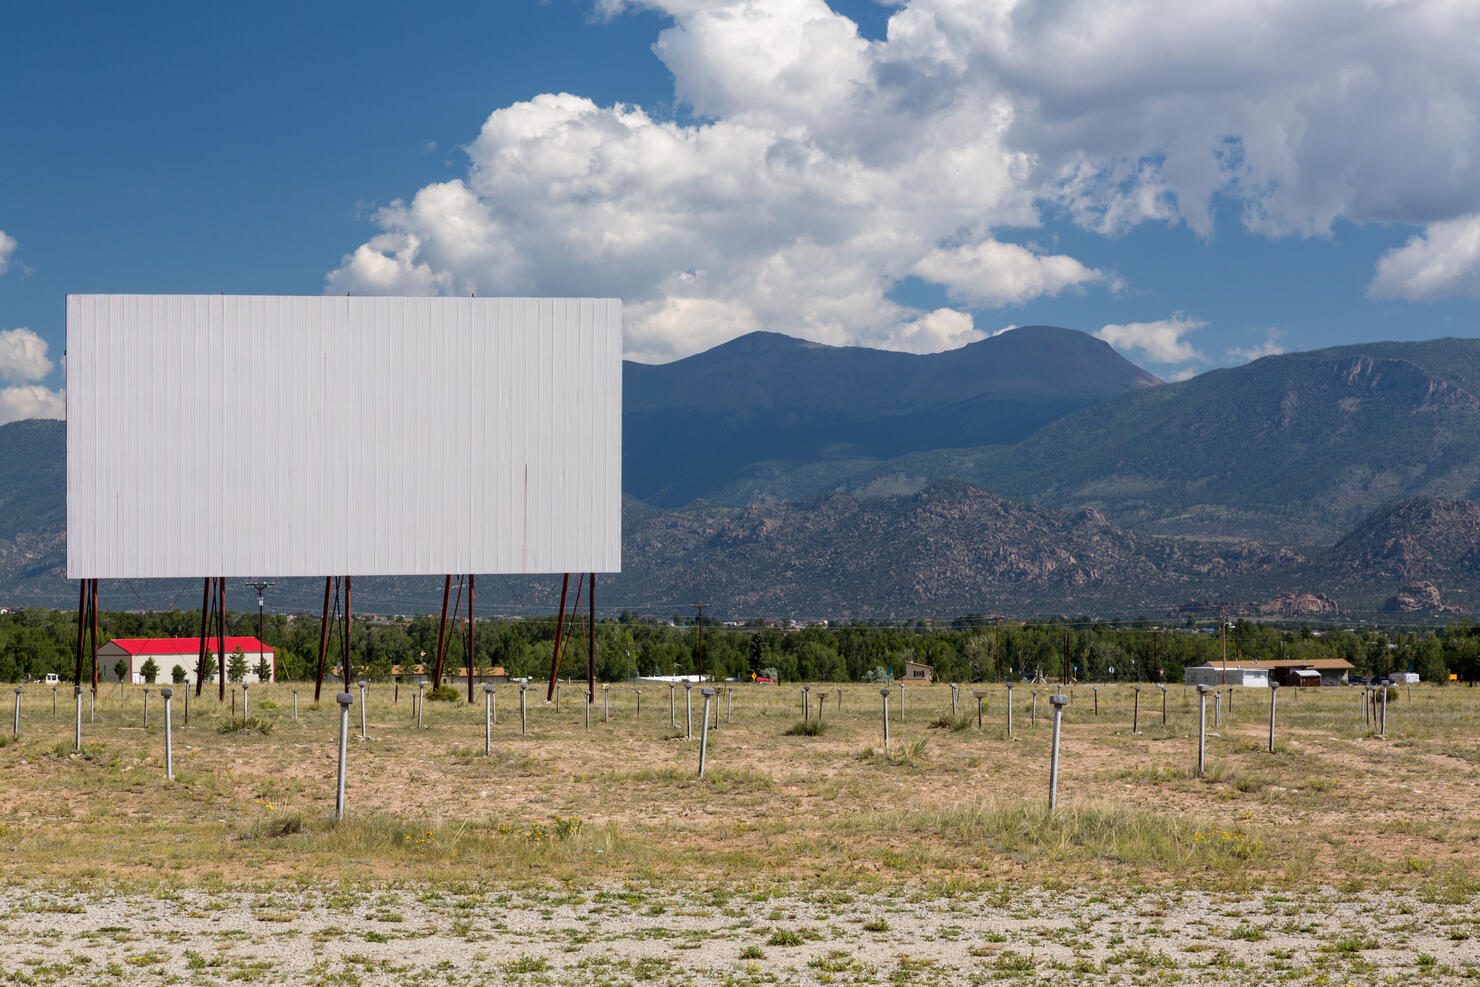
[218,715,274,735]
[426,685,461,702]
[258,812,303,837]
[928,713,972,732]
[784,719,826,736]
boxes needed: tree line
[0,607,1476,685]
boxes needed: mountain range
[624,325,1159,506]
[3,326,1480,618]
[651,335,1480,546]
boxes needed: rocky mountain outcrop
[1383,581,1464,615]
[1326,498,1480,582]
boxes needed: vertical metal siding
[66,295,622,578]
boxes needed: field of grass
[0,678,1477,984]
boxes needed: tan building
[902,660,933,683]
[1184,657,1352,688]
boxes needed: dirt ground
[0,679,1477,984]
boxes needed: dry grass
[0,679,1477,896]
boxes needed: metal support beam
[313,577,332,703]
[467,574,476,703]
[546,574,570,703]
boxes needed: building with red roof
[96,637,275,685]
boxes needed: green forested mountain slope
[982,338,1480,542]
[708,337,1480,544]
[623,325,1160,506]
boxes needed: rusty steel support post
[74,580,86,688]
[433,574,451,688]
[467,574,476,704]
[314,576,332,703]
[89,579,100,700]
[342,575,352,690]
[587,573,596,705]
[196,577,212,696]
[547,574,570,702]
[216,577,227,702]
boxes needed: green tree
[254,656,271,682]
[1414,639,1448,684]
[140,658,159,684]
[171,664,187,684]
[228,647,247,682]
[113,657,128,682]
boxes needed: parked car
[1349,675,1366,686]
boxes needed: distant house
[1183,658,1352,688]
[96,637,275,685]
[1183,664,1271,688]
[902,660,933,683]
[389,663,428,679]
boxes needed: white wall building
[95,637,276,685]
[1183,664,1271,688]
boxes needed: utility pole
[245,580,275,680]
[693,603,705,682]
[992,616,1002,684]
[1220,608,1228,686]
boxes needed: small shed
[902,660,933,683]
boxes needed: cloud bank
[0,231,15,275]
[0,328,64,425]
[1370,214,1480,302]
[1095,315,1206,365]
[328,0,1480,361]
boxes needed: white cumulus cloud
[1369,214,1480,302]
[0,385,64,425]
[1227,329,1286,363]
[877,308,983,354]
[328,0,1480,357]
[1096,314,1206,366]
[912,240,1105,307]
[0,328,55,384]
[0,231,16,275]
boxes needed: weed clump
[425,685,461,702]
[218,716,273,735]
[784,719,826,736]
[928,713,972,732]
[259,812,304,837]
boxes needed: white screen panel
[66,295,622,578]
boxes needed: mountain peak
[623,325,1161,505]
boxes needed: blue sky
[2,0,1478,421]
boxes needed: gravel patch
[0,884,1475,984]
